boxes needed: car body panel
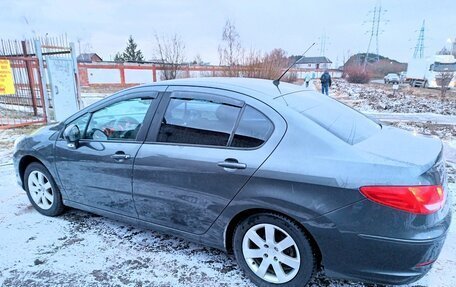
[12,77,451,286]
[133,85,287,234]
[53,91,161,216]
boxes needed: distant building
[296,56,332,70]
[77,53,103,63]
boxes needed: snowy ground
[1,83,456,286]
[329,79,455,115]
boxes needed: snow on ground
[329,79,456,115]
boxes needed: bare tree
[154,33,185,80]
[218,19,243,76]
[241,48,290,80]
[436,71,454,97]
[193,54,204,65]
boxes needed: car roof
[139,77,306,99]
[66,77,313,124]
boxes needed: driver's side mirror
[63,124,81,149]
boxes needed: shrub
[345,65,371,84]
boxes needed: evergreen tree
[114,35,145,62]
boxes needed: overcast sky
[1,0,455,65]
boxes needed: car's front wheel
[24,162,65,216]
[233,213,316,287]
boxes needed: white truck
[405,55,456,88]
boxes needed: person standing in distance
[304,72,312,88]
[320,70,332,95]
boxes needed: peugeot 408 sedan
[13,78,451,286]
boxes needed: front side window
[85,98,153,141]
[157,98,241,146]
[232,106,273,148]
[68,113,91,136]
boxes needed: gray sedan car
[13,78,450,286]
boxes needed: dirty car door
[132,87,286,234]
[54,91,160,217]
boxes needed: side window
[68,113,90,137]
[85,98,153,141]
[157,98,241,146]
[231,106,273,148]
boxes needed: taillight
[359,185,445,214]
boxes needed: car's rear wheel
[24,162,65,216]
[233,213,316,287]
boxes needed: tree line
[113,20,296,81]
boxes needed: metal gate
[0,37,80,129]
[0,40,46,128]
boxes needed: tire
[24,162,65,217]
[233,213,316,287]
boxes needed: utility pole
[363,2,387,70]
[375,4,382,61]
[413,20,425,59]
[363,6,377,70]
[319,31,330,56]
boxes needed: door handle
[111,152,131,161]
[217,159,247,170]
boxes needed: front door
[133,87,285,234]
[55,93,159,217]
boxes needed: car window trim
[59,91,160,143]
[149,91,242,146]
[227,104,246,146]
[170,91,244,107]
[145,90,274,150]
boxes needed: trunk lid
[355,126,443,173]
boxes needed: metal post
[70,42,82,109]
[34,40,51,123]
[21,41,38,116]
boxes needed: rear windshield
[277,92,381,144]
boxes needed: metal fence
[0,36,72,129]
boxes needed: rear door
[132,86,286,234]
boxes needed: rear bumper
[305,198,452,285]
[324,230,448,285]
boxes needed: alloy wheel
[242,223,301,284]
[27,170,54,210]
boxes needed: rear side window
[232,106,273,148]
[278,92,380,144]
[157,98,241,146]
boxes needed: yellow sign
[0,59,16,95]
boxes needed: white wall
[125,69,153,84]
[88,68,121,84]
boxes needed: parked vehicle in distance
[406,55,456,88]
[384,73,400,84]
[13,78,450,287]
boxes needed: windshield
[277,91,381,144]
